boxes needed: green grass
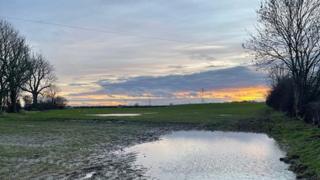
[0,102,266,124]
[263,112,320,179]
[0,102,319,178]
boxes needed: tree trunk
[32,92,38,107]
[9,91,17,113]
[0,96,3,112]
[292,75,306,117]
[293,89,300,117]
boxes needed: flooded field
[0,103,302,179]
[0,103,319,180]
[0,119,296,180]
[124,131,296,180]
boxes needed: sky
[0,0,269,106]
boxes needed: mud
[0,120,194,179]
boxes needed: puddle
[125,131,296,180]
[88,113,141,117]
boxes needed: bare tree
[55,96,68,109]
[266,63,295,114]
[0,20,32,112]
[0,54,8,111]
[43,85,60,104]
[0,21,9,111]
[268,63,289,87]
[245,0,320,116]
[22,54,56,107]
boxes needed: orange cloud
[66,93,162,106]
[199,85,269,102]
[173,86,269,102]
[70,100,125,107]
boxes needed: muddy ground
[0,119,197,179]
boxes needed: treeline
[0,20,67,113]
[266,64,320,126]
[245,0,320,126]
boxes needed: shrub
[266,77,294,115]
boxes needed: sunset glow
[174,85,269,101]
[66,85,269,106]
[200,85,269,102]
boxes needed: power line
[201,88,205,104]
[1,16,216,46]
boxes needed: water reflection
[88,113,141,117]
[125,131,295,180]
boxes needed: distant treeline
[74,105,170,109]
[0,20,67,112]
[245,0,320,126]
[73,101,259,109]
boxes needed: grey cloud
[68,83,90,87]
[190,54,216,61]
[167,65,187,69]
[94,66,266,96]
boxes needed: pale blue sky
[0,0,265,105]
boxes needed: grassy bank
[230,108,320,179]
[0,102,319,179]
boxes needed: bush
[23,95,33,111]
[27,96,68,111]
[304,102,320,126]
[266,77,294,115]
[267,77,320,126]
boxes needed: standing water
[125,131,296,180]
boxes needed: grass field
[1,102,265,124]
[0,102,319,179]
